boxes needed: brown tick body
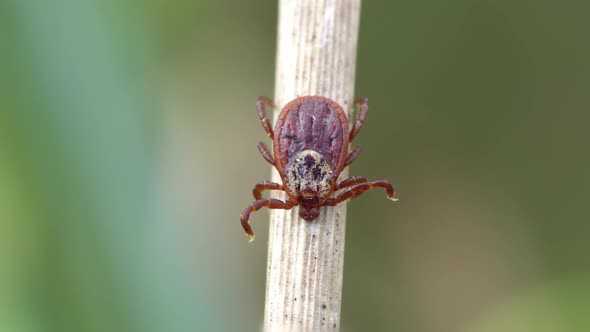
[241,96,397,241]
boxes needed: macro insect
[241,96,397,241]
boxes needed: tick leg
[349,98,368,142]
[344,146,362,167]
[335,176,368,190]
[252,180,284,200]
[325,180,396,206]
[257,142,275,165]
[257,96,276,139]
[241,198,296,241]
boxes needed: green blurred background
[2,0,589,331]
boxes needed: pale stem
[264,0,362,330]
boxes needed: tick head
[299,192,320,220]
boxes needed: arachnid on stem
[240,96,397,241]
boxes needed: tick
[241,96,397,241]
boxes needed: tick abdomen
[284,150,335,200]
[276,97,349,173]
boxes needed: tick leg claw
[246,233,255,243]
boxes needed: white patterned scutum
[284,149,334,199]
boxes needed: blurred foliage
[1,0,589,331]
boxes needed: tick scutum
[285,150,335,202]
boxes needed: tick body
[241,96,396,241]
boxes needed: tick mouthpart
[299,207,320,221]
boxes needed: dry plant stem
[264,0,361,330]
